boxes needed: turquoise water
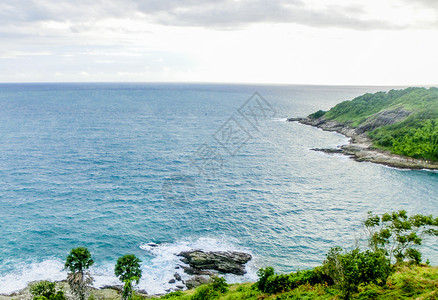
[0,83,437,294]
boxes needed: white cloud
[0,0,437,84]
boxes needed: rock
[287,117,304,122]
[168,278,176,284]
[178,250,252,275]
[355,109,411,134]
[101,285,123,292]
[174,272,182,281]
[176,285,185,290]
[181,265,215,276]
[185,276,211,289]
[136,289,148,296]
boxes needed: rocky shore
[287,116,438,170]
[0,250,252,299]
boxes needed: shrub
[254,267,274,292]
[191,285,219,300]
[30,281,66,300]
[255,267,328,294]
[323,247,393,299]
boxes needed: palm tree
[65,247,94,300]
[115,254,142,300]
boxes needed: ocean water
[0,83,437,294]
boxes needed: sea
[0,83,437,294]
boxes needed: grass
[153,265,438,300]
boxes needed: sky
[1,0,437,85]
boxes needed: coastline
[287,117,438,171]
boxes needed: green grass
[154,266,438,300]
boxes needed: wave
[0,237,257,296]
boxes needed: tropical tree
[364,210,438,264]
[115,254,142,300]
[65,247,94,300]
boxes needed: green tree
[115,254,142,300]
[65,247,94,300]
[364,210,438,264]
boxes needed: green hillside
[310,87,438,161]
[157,266,438,300]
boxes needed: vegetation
[309,87,438,160]
[11,210,438,300]
[364,210,438,265]
[65,247,94,300]
[157,266,438,299]
[29,281,66,300]
[159,210,437,300]
[115,254,143,300]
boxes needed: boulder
[185,276,211,289]
[178,250,252,275]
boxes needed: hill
[310,87,438,161]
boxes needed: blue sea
[0,83,437,294]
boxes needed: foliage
[159,266,438,299]
[191,277,228,300]
[308,110,327,119]
[30,281,66,300]
[65,247,94,300]
[364,210,438,265]
[323,247,393,299]
[210,276,228,294]
[254,267,274,292]
[115,254,142,300]
[255,266,329,294]
[65,247,94,273]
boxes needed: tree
[65,247,94,300]
[115,254,142,300]
[364,210,438,264]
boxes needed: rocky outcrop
[287,115,438,170]
[355,109,411,134]
[178,250,252,275]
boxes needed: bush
[254,267,274,292]
[191,276,228,300]
[30,281,66,300]
[255,267,329,294]
[191,285,219,300]
[323,247,393,299]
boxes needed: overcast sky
[1,0,437,84]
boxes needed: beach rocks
[178,250,252,275]
[174,273,182,281]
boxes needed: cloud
[0,0,426,31]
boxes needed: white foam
[0,237,257,296]
[135,237,257,294]
[0,259,66,295]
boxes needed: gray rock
[101,285,123,292]
[185,276,211,289]
[174,272,182,281]
[178,250,252,275]
[168,278,176,284]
